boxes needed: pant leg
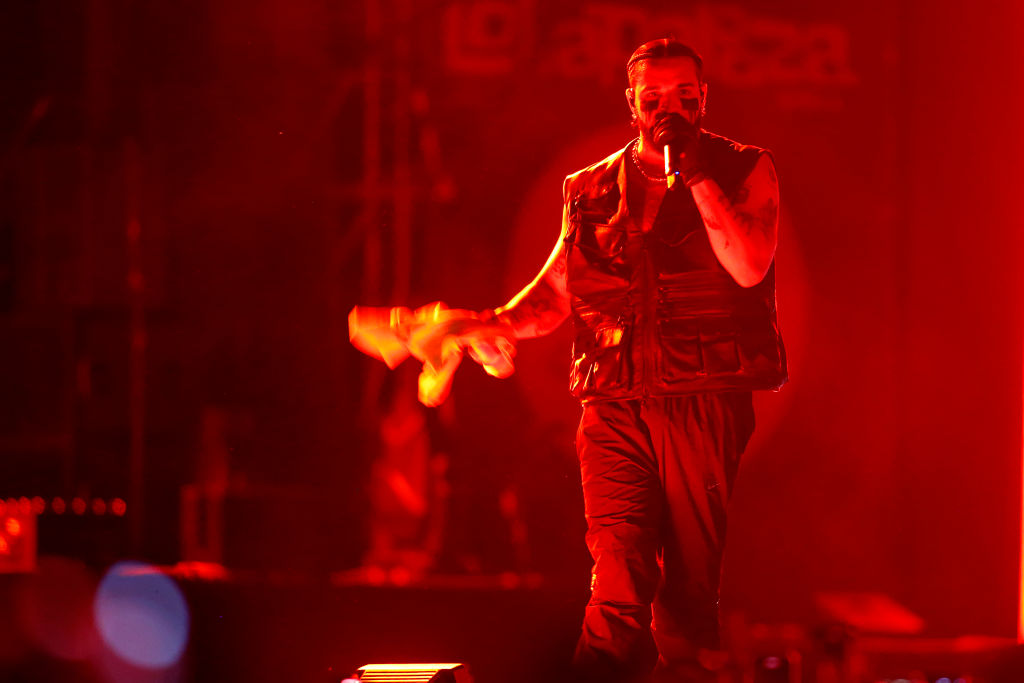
[573,399,662,682]
[646,392,755,679]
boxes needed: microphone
[653,112,688,190]
[663,143,680,189]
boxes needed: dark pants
[572,392,755,682]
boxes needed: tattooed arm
[487,192,572,339]
[490,230,571,339]
[690,153,779,287]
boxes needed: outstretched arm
[690,153,779,287]
[489,204,572,339]
[349,190,573,405]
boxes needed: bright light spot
[0,537,9,554]
[91,499,106,515]
[71,498,86,515]
[31,497,45,514]
[762,656,781,670]
[94,561,190,669]
[5,518,21,536]
[52,498,66,514]
[365,565,387,585]
[389,566,412,586]
[111,498,127,516]
[937,678,952,683]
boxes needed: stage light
[388,566,412,586]
[499,571,520,589]
[365,565,387,585]
[71,498,86,515]
[111,498,127,516]
[0,509,37,572]
[754,653,796,683]
[352,663,472,683]
[52,498,66,514]
[94,561,190,669]
[30,497,45,514]
[91,499,106,515]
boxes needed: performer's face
[626,57,707,143]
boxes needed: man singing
[481,38,788,681]
[351,36,788,682]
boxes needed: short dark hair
[626,38,704,87]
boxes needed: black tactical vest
[563,131,788,403]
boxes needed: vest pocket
[592,222,626,257]
[735,324,781,375]
[699,329,741,374]
[658,319,741,378]
[570,318,632,397]
[573,221,626,262]
[657,319,701,377]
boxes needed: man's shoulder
[700,129,772,184]
[700,129,769,159]
[562,143,630,198]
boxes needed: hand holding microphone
[651,112,704,189]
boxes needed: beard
[634,97,702,144]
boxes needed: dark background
[1,0,1022,651]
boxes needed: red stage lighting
[351,663,472,683]
[0,510,37,573]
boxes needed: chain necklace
[631,140,666,184]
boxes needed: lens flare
[93,561,190,669]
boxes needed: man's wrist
[684,169,707,187]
